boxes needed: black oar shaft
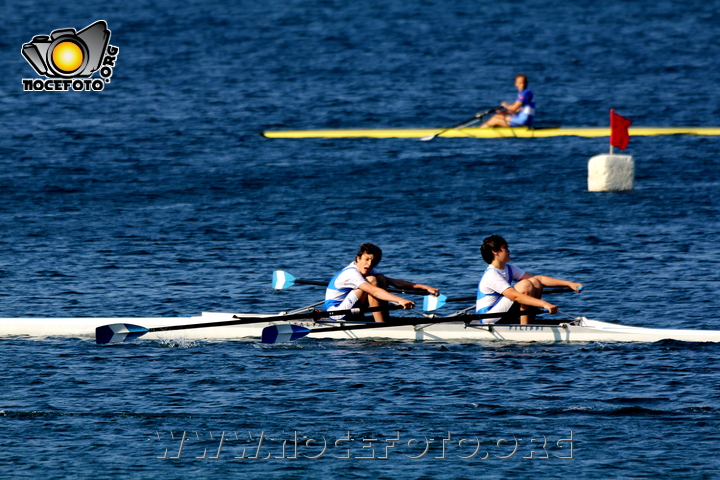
[423,108,499,140]
[293,278,430,296]
[145,304,405,334]
[424,116,480,140]
[387,287,435,296]
[292,279,328,287]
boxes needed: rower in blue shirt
[481,74,535,128]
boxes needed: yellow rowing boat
[262,126,720,139]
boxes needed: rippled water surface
[1,0,719,478]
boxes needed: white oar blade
[96,324,149,345]
[423,294,447,312]
[272,270,297,290]
[419,135,436,141]
[261,324,311,344]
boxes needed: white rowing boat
[1,312,720,344]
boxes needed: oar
[272,270,433,296]
[261,309,536,344]
[423,286,583,312]
[96,304,405,345]
[419,108,499,142]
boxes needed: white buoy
[588,154,634,191]
[589,110,634,192]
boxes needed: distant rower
[481,74,535,128]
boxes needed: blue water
[1,0,720,478]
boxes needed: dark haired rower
[324,243,440,322]
[477,235,583,324]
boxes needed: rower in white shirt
[476,235,583,324]
[325,243,439,322]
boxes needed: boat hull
[1,313,719,344]
[262,126,720,139]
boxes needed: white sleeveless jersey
[324,262,380,310]
[475,264,526,313]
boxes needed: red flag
[610,109,632,150]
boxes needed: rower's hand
[570,283,584,292]
[543,302,558,314]
[426,287,440,296]
[399,299,415,310]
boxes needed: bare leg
[515,278,543,324]
[481,113,511,128]
[365,274,389,322]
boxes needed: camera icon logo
[22,20,110,78]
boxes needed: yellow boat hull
[262,126,720,139]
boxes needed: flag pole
[589,108,634,192]
[609,109,614,155]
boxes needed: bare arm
[500,99,523,113]
[385,277,440,296]
[359,282,415,309]
[501,287,558,314]
[524,273,583,292]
